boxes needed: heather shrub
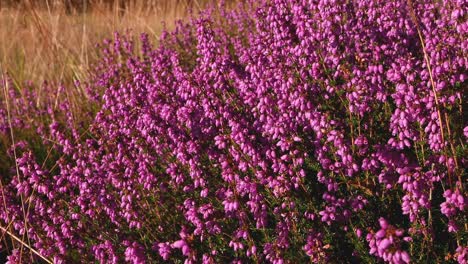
[0,0,467,263]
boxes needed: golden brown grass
[0,0,219,86]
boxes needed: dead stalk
[0,226,53,264]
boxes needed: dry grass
[0,0,219,86]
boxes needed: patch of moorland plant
[0,0,466,263]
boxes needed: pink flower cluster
[441,189,467,233]
[366,218,411,264]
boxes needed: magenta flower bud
[375,230,386,238]
[181,245,190,256]
[172,240,186,249]
[378,218,389,229]
[378,238,391,250]
[356,229,362,238]
[393,251,401,262]
[401,251,410,263]
[403,237,413,242]
[395,229,404,237]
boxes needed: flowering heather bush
[0,0,467,263]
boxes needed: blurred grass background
[0,0,228,86]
